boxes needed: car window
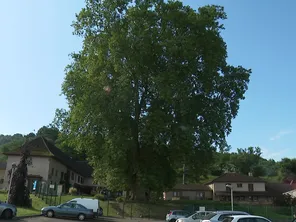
[255,218,270,222]
[238,218,257,222]
[192,212,205,220]
[60,203,72,209]
[222,217,234,222]
[219,214,232,221]
[173,211,177,215]
[204,213,217,220]
[75,204,87,209]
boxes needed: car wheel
[169,219,176,222]
[2,209,12,219]
[78,213,86,221]
[46,210,54,218]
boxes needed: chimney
[248,172,253,177]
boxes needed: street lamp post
[226,184,233,211]
[7,163,17,202]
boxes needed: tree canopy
[59,0,251,199]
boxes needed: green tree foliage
[0,134,27,160]
[230,147,265,176]
[52,109,87,160]
[60,0,250,198]
[8,141,31,207]
[36,126,59,142]
[278,158,296,180]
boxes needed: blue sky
[0,0,295,161]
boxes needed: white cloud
[261,146,288,160]
[269,130,293,141]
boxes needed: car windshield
[203,213,217,220]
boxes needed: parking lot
[3,216,164,222]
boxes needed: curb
[17,214,42,219]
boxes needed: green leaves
[61,0,251,197]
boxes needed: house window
[61,172,64,180]
[237,183,242,188]
[253,196,258,201]
[78,176,80,183]
[248,184,254,191]
[71,172,74,180]
[81,177,84,184]
[51,168,54,176]
[0,179,3,184]
[173,191,180,197]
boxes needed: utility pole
[182,164,185,184]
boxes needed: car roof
[214,211,249,214]
[229,215,268,219]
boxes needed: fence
[33,181,62,206]
[100,200,296,221]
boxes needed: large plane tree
[60,0,251,200]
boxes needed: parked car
[201,211,249,222]
[221,215,272,222]
[176,211,213,222]
[0,201,17,219]
[67,198,101,217]
[41,202,94,221]
[166,210,191,222]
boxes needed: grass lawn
[0,193,44,216]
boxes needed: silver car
[0,201,17,219]
[166,210,191,222]
[201,211,249,222]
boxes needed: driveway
[3,216,164,222]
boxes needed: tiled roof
[3,137,93,178]
[266,183,294,194]
[172,183,211,191]
[205,173,266,184]
[75,161,93,177]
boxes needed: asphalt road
[1,216,164,222]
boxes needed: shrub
[69,187,77,195]
[95,193,105,201]
[116,196,126,203]
[90,190,97,196]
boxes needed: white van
[67,198,101,217]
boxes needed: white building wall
[48,158,68,187]
[3,155,50,190]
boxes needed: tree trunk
[130,173,138,200]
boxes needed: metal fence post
[130,202,133,219]
[148,203,151,220]
[107,199,109,216]
[122,202,125,218]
